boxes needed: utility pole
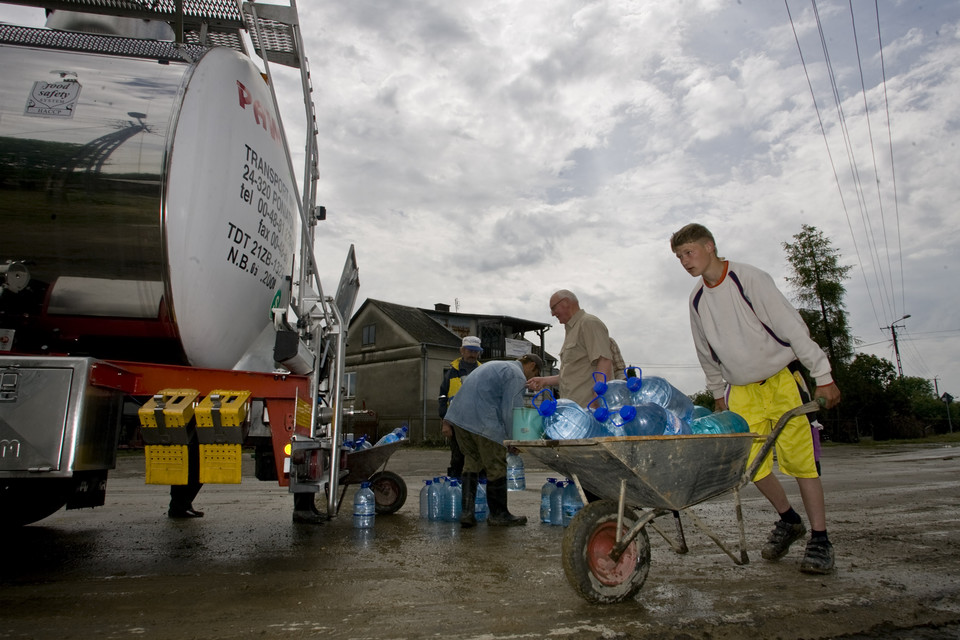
[881,314,911,378]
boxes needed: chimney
[434,303,450,312]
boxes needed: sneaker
[800,537,835,574]
[761,520,806,560]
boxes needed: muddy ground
[1,440,959,640]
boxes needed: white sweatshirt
[688,261,834,398]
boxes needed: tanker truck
[0,0,375,526]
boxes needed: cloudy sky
[4,1,958,398]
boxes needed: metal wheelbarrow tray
[506,402,820,604]
[334,441,408,515]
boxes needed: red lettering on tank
[237,80,252,109]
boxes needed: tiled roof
[367,300,461,347]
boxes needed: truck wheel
[561,499,651,604]
[0,479,73,527]
[368,470,406,515]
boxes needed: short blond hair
[670,223,715,251]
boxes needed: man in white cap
[438,336,483,479]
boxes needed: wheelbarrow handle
[742,400,822,484]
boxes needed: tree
[782,225,855,367]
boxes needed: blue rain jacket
[443,360,527,445]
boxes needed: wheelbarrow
[506,402,820,604]
[332,440,408,515]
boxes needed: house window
[343,372,357,398]
[362,324,376,346]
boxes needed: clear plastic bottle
[550,481,564,526]
[535,390,606,440]
[506,453,526,491]
[428,477,442,521]
[592,371,635,409]
[620,402,672,436]
[540,478,558,523]
[444,479,462,522]
[419,479,432,519]
[561,480,584,526]
[692,405,712,420]
[630,374,695,423]
[352,481,376,529]
[690,410,750,435]
[355,435,372,450]
[375,425,409,447]
[475,478,488,523]
[605,405,639,437]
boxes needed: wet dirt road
[1,441,959,640]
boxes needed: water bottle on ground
[562,480,584,526]
[419,479,432,519]
[506,453,525,491]
[535,390,606,440]
[540,478,558,523]
[630,374,695,423]
[690,410,750,435]
[475,478,488,522]
[352,481,376,529]
[550,481,564,526]
[428,478,442,521]
[444,479,462,522]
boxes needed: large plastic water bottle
[692,405,712,420]
[604,405,640,437]
[561,480,584,526]
[352,481,376,529]
[592,372,635,413]
[690,410,750,435]
[419,479,432,519]
[629,373,695,423]
[662,410,693,436]
[354,435,372,450]
[535,390,606,440]
[475,478,488,522]
[428,478,442,521]
[550,481,564,526]
[443,479,462,522]
[375,425,409,447]
[506,453,525,491]
[621,403,672,436]
[540,478,558,523]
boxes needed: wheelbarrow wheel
[369,470,407,515]
[561,499,650,604]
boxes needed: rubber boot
[292,492,324,525]
[460,472,478,528]
[486,477,527,526]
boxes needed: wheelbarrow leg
[734,486,750,565]
[647,511,689,555]
[685,507,749,566]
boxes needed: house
[343,299,555,444]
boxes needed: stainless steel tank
[0,27,299,369]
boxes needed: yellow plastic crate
[199,444,243,484]
[144,444,189,485]
[138,389,199,429]
[195,390,251,428]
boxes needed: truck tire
[0,479,73,527]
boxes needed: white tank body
[0,35,298,369]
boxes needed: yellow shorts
[728,366,818,481]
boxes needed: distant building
[343,299,554,444]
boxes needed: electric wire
[785,0,883,329]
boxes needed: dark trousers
[169,439,202,511]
